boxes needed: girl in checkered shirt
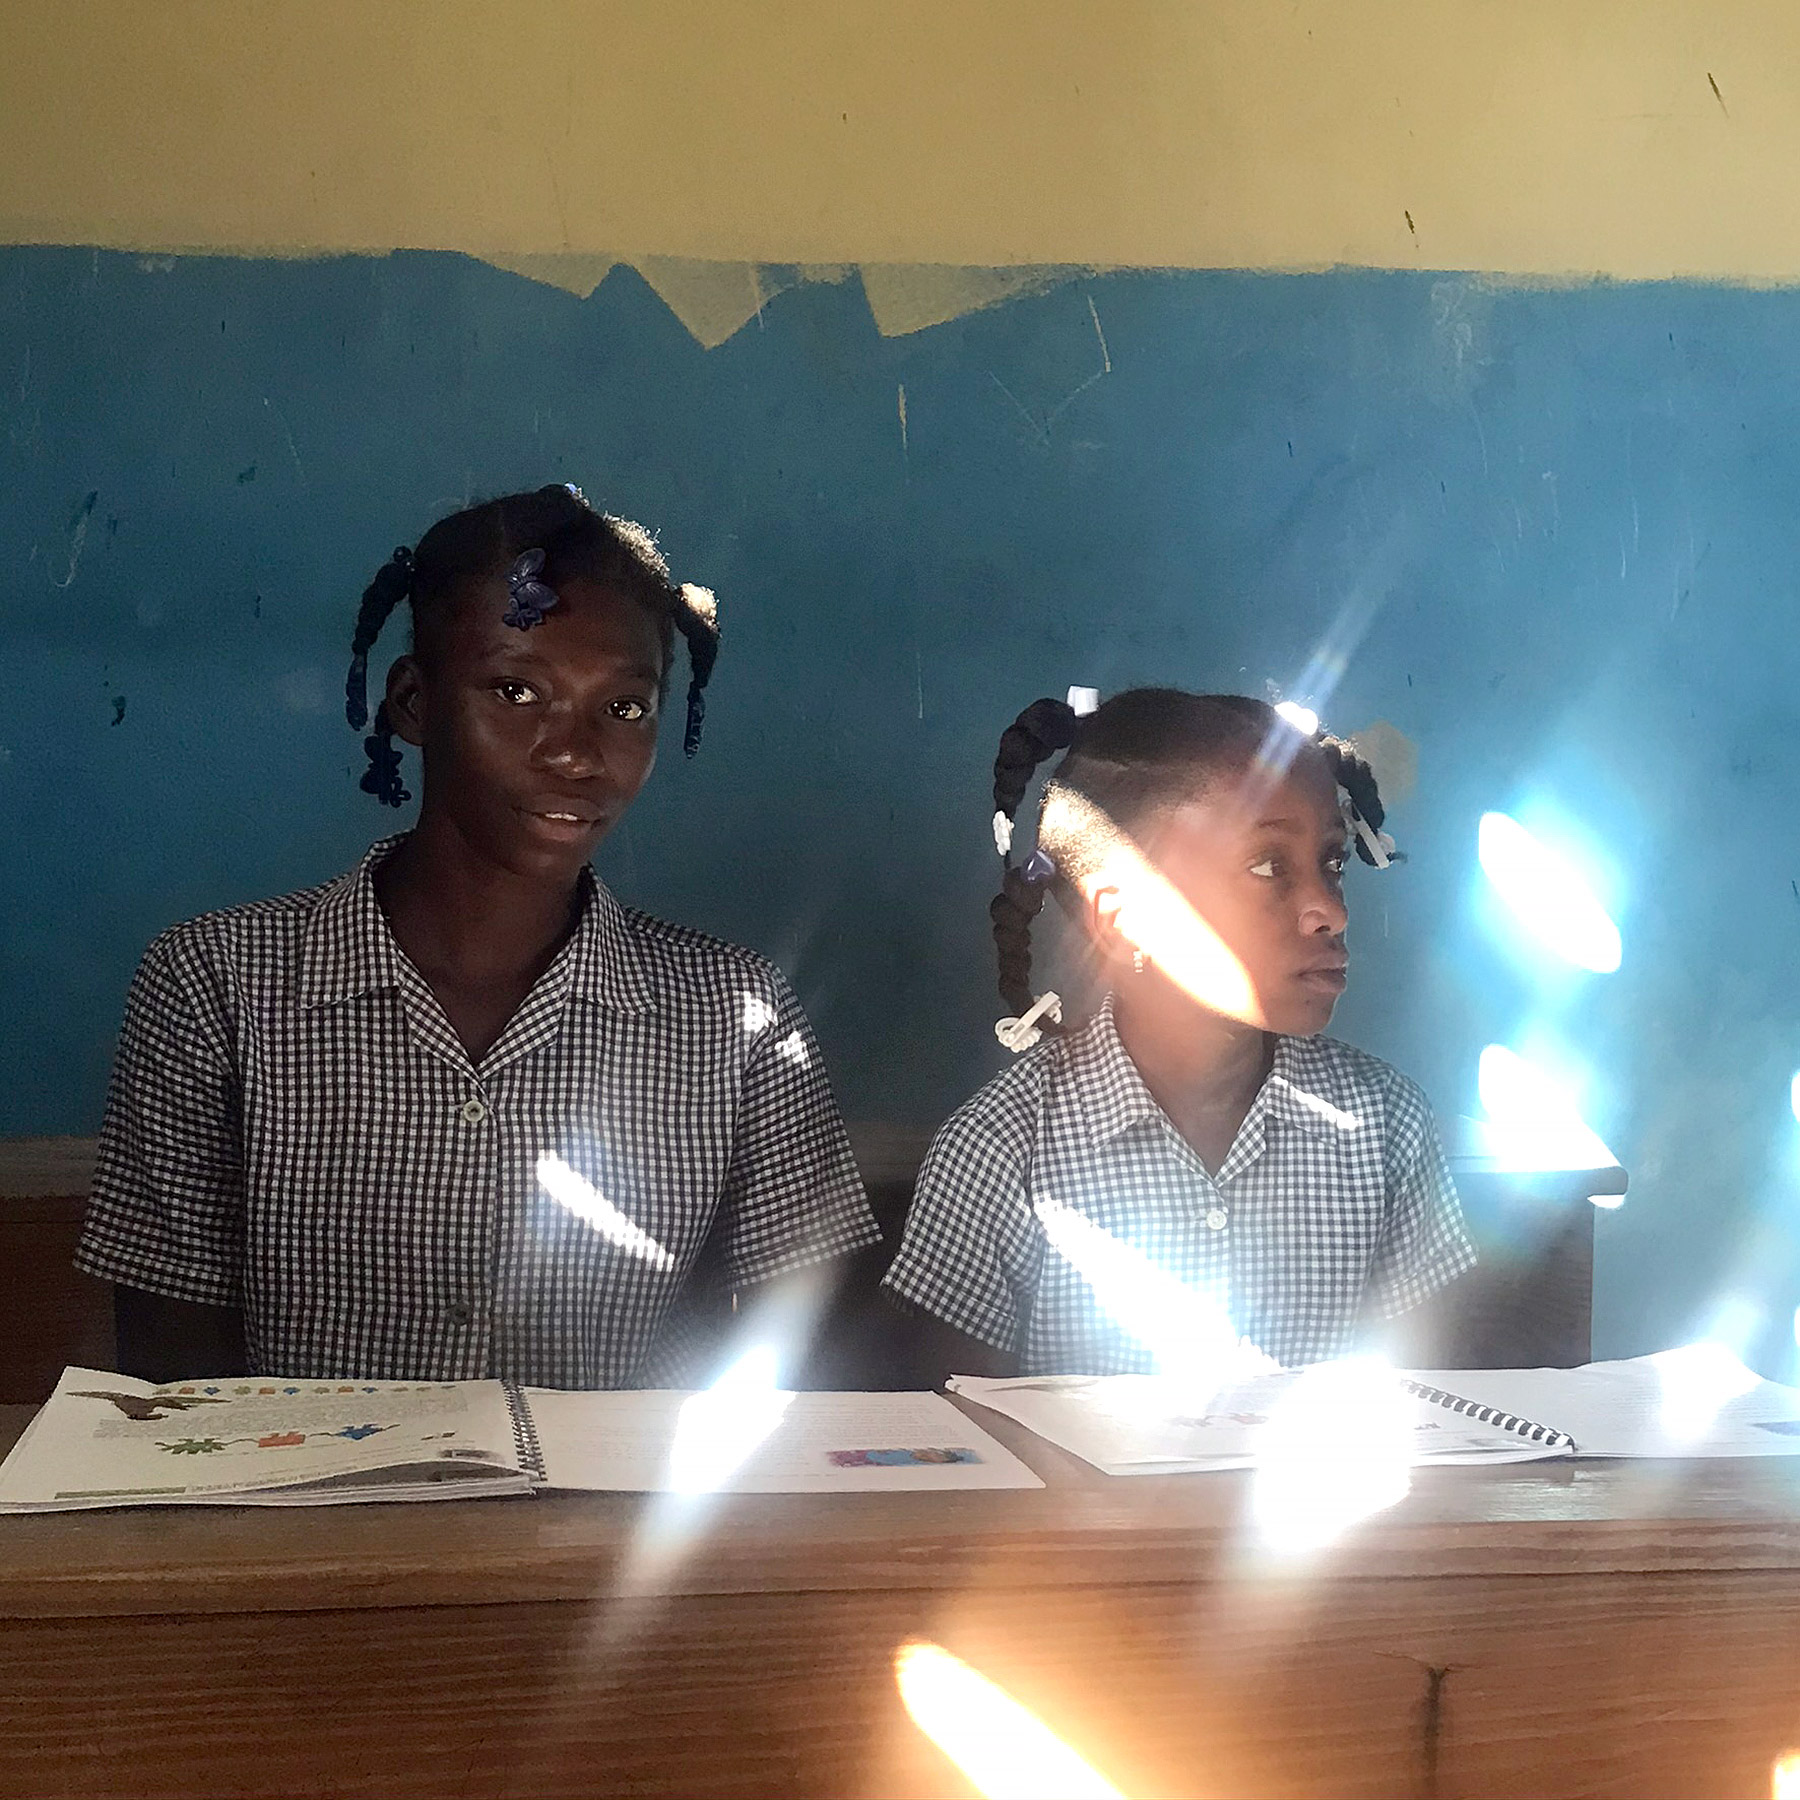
[881,689,1473,1380]
[81,486,877,1385]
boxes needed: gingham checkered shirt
[77,837,878,1387]
[882,997,1474,1372]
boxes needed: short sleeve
[1364,1076,1476,1319]
[879,1089,1042,1353]
[717,969,879,1289]
[75,930,247,1307]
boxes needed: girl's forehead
[1159,754,1342,836]
[437,573,664,661]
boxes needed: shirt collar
[1071,994,1363,1150]
[297,835,657,1016]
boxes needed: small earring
[1132,949,1146,976]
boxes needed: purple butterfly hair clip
[502,548,559,630]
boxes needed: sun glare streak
[536,1153,676,1269]
[666,1344,795,1495]
[1251,1356,1413,1550]
[1274,701,1318,735]
[742,993,776,1033]
[1477,811,1622,973]
[1650,1340,1759,1441]
[895,1641,1126,1800]
[1046,789,1261,1026]
[1477,1047,1620,1195]
[1775,1750,1800,1798]
[1033,1198,1276,1401]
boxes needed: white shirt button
[459,1098,488,1125]
[1205,1207,1228,1231]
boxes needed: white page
[1405,1355,1800,1458]
[526,1387,1043,1492]
[949,1370,1571,1476]
[0,1368,530,1511]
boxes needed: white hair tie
[996,991,1063,1054]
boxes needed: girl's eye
[1249,858,1278,879]
[493,680,539,706]
[610,696,653,722]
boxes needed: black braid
[344,547,415,731]
[989,696,1082,1028]
[992,696,1080,820]
[359,701,411,808]
[1317,735,1396,864]
[672,584,720,757]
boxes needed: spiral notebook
[947,1367,1580,1475]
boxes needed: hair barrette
[503,548,559,630]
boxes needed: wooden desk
[5,1404,1800,1800]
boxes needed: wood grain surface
[11,1408,1800,1796]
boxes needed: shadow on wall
[4,249,1800,1371]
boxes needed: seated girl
[882,689,1473,1378]
[79,485,877,1385]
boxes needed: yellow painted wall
[3,0,1798,279]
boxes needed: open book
[0,1368,1042,1511]
[949,1351,1800,1477]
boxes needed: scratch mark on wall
[54,490,97,589]
[263,397,307,487]
[897,383,908,460]
[1708,72,1728,117]
[914,647,924,722]
[1405,209,1417,239]
[1086,294,1111,372]
[110,694,127,726]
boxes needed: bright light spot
[1272,1077,1361,1133]
[775,1029,809,1066]
[1477,1047,1620,1190]
[1047,789,1261,1027]
[742,993,776,1034]
[895,1641,1125,1800]
[1649,1340,1759,1441]
[1477,811,1622,973]
[536,1153,675,1269]
[1775,1750,1800,1799]
[1274,701,1318,736]
[1033,1198,1276,1400]
[667,1344,795,1495]
[1252,1356,1413,1550]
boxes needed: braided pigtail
[989,694,1089,1052]
[1319,734,1400,867]
[672,583,720,757]
[345,546,416,809]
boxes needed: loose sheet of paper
[1405,1354,1800,1458]
[0,1368,529,1511]
[525,1388,1043,1492]
[948,1371,1569,1476]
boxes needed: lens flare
[666,1344,795,1495]
[1650,1340,1759,1441]
[895,1641,1126,1800]
[1773,1750,1800,1800]
[1046,789,1260,1026]
[1033,1197,1276,1399]
[1274,701,1319,735]
[1252,1356,1413,1550]
[536,1153,675,1268]
[1477,811,1622,973]
[1477,1047,1619,1197]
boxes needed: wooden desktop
[4,1402,1800,1800]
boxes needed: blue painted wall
[6,249,1800,1370]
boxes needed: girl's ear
[384,655,428,748]
[1083,878,1128,951]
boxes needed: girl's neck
[1111,977,1275,1173]
[373,815,582,989]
